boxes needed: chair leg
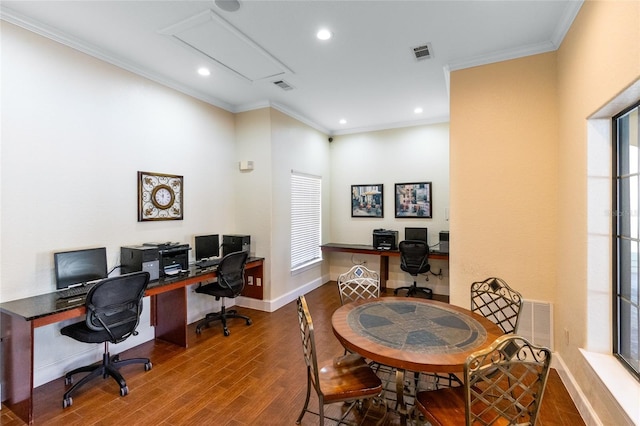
[195,302,252,337]
[63,343,152,407]
[296,369,312,424]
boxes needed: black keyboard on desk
[195,258,221,268]
[57,284,94,300]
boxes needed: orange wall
[449,52,558,306]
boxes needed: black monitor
[195,234,220,261]
[54,247,108,290]
[405,227,428,245]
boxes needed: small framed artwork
[395,182,432,218]
[351,184,384,218]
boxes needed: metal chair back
[471,277,523,334]
[337,265,380,304]
[464,334,552,426]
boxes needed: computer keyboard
[57,284,93,300]
[195,258,221,268]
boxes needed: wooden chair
[295,295,386,425]
[337,264,380,304]
[415,334,552,426]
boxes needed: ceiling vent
[412,43,433,60]
[273,80,294,91]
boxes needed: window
[291,172,321,270]
[613,101,640,379]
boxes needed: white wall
[328,123,450,294]
[2,22,239,385]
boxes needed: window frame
[612,100,640,381]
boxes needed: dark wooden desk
[0,257,264,425]
[332,297,502,419]
[320,243,449,289]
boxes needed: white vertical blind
[291,172,321,270]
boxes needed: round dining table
[331,297,504,420]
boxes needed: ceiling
[1,1,583,135]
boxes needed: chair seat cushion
[61,320,135,344]
[195,282,234,298]
[317,353,383,403]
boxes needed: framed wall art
[395,182,432,218]
[138,171,184,221]
[351,184,384,218]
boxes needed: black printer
[372,229,398,250]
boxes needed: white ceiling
[1,0,583,135]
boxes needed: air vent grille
[273,80,294,91]
[412,43,433,60]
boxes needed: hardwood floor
[1,282,585,425]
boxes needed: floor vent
[273,80,294,91]
[518,299,553,350]
[412,43,433,60]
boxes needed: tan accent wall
[450,1,640,423]
[449,52,558,306]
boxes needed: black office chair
[60,271,152,408]
[195,250,252,337]
[393,240,433,299]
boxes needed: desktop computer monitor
[195,234,220,261]
[54,247,108,290]
[405,227,428,245]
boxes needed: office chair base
[394,283,433,299]
[62,348,151,408]
[195,306,252,337]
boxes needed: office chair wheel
[120,386,129,397]
[62,397,72,408]
[144,362,153,371]
[223,328,230,337]
[246,319,252,325]
[64,376,73,386]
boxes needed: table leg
[1,312,34,424]
[395,368,409,425]
[153,287,188,347]
[379,256,389,290]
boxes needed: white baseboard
[552,352,603,426]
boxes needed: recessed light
[414,107,423,114]
[317,29,332,41]
[339,119,347,124]
[198,67,211,76]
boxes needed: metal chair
[415,334,552,426]
[295,295,386,426]
[419,277,524,391]
[394,240,432,298]
[195,251,252,336]
[471,277,523,334]
[337,264,380,304]
[60,271,152,408]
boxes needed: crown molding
[0,6,235,112]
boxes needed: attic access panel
[160,9,292,82]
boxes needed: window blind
[291,172,321,270]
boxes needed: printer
[143,242,191,277]
[372,229,398,250]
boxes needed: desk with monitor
[320,243,448,289]
[0,257,264,425]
